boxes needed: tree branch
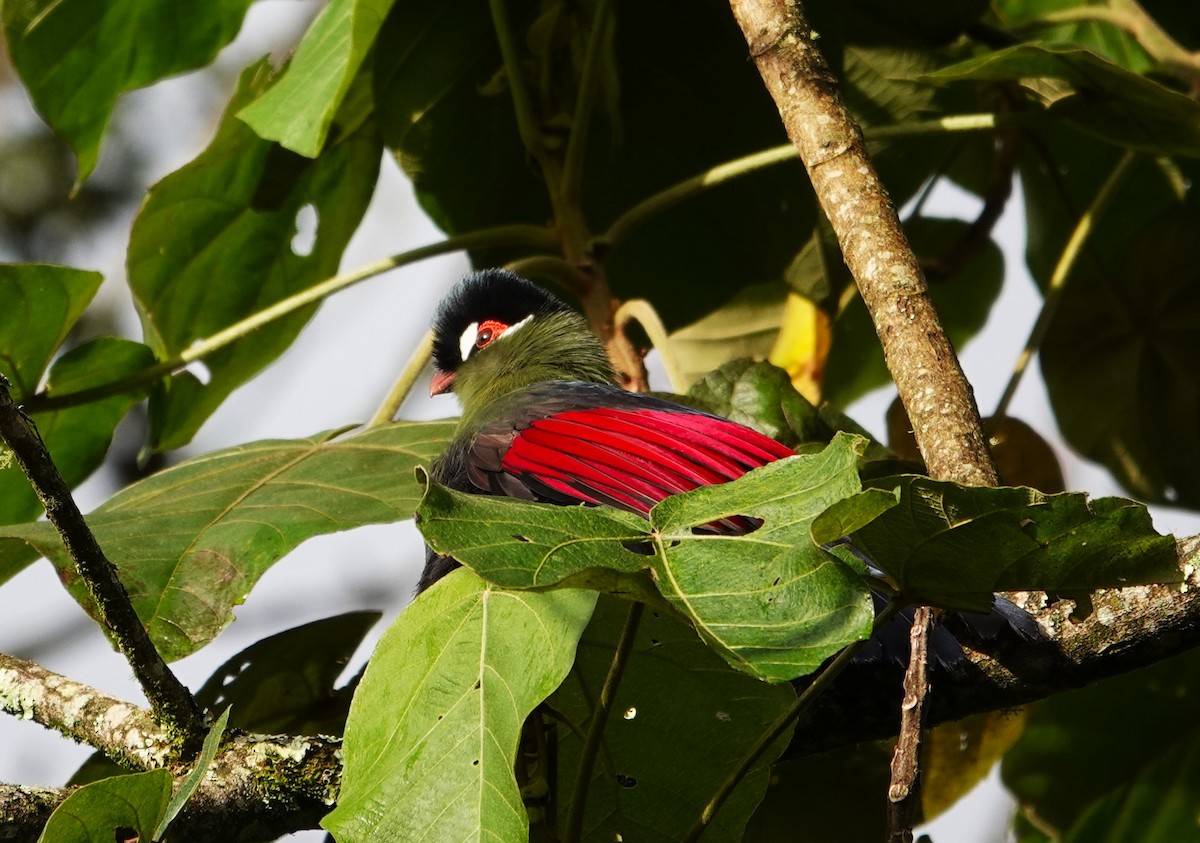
[0,382,205,751]
[0,653,341,843]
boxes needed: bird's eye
[475,319,507,351]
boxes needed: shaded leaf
[0,338,156,533]
[554,596,796,842]
[1041,210,1200,507]
[922,710,1027,820]
[238,0,394,156]
[0,420,454,660]
[2,0,254,182]
[993,0,1154,74]
[323,569,596,843]
[129,60,381,451]
[37,769,171,843]
[686,359,824,447]
[194,611,380,735]
[0,264,101,398]
[1004,647,1200,836]
[923,44,1200,157]
[852,476,1180,611]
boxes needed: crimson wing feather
[465,382,795,529]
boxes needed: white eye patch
[458,321,478,362]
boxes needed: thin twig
[683,599,905,842]
[563,602,644,843]
[0,388,205,751]
[367,330,433,427]
[24,225,556,413]
[992,150,1136,419]
[886,606,933,843]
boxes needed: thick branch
[729,0,997,487]
[0,382,204,750]
[789,536,1200,755]
[0,655,340,843]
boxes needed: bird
[417,267,798,593]
[417,268,1038,662]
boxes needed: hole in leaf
[772,577,781,587]
[623,707,637,720]
[649,638,661,647]
[691,515,763,535]
[615,773,637,788]
[115,827,136,843]
[472,759,479,766]
[291,203,318,256]
[621,539,655,556]
[473,680,481,690]
[512,535,532,543]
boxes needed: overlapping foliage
[1,0,1198,840]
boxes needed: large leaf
[419,433,876,682]
[0,338,156,533]
[1004,647,1200,837]
[129,60,381,451]
[37,770,171,843]
[686,359,825,448]
[993,0,1154,74]
[1041,210,1200,507]
[194,611,379,736]
[852,476,1180,611]
[2,0,254,182]
[553,596,797,842]
[0,264,101,398]
[923,44,1200,158]
[650,433,875,681]
[373,0,818,328]
[238,0,394,156]
[323,569,596,843]
[0,420,454,660]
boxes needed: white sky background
[2,4,1197,841]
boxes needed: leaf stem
[367,330,434,427]
[0,379,206,752]
[992,150,1136,419]
[613,299,685,392]
[560,0,614,207]
[25,224,556,413]
[562,601,643,843]
[683,598,905,842]
[600,113,1006,248]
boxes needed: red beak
[430,369,456,396]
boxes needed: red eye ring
[476,319,507,350]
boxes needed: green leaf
[238,0,394,156]
[650,432,874,681]
[0,420,454,660]
[37,769,171,843]
[153,707,229,841]
[1064,740,1200,843]
[129,60,381,451]
[0,338,155,538]
[1004,647,1200,837]
[923,44,1200,158]
[0,264,101,398]
[823,217,1004,408]
[374,0,818,328]
[1041,209,1200,507]
[667,285,788,392]
[323,569,596,843]
[686,358,825,447]
[993,0,1155,74]
[419,434,874,682]
[852,477,1180,611]
[194,611,380,735]
[2,0,254,183]
[554,596,797,842]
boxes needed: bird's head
[430,269,616,419]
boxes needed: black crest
[432,269,573,371]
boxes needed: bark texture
[728,0,997,488]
